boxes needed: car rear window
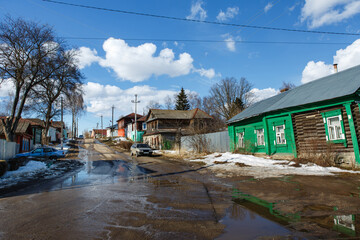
[137,144,150,148]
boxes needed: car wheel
[131,152,133,156]
[136,152,139,157]
[149,153,152,157]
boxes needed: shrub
[118,141,132,150]
[162,140,173,150]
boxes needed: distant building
[143,108,213,149]
[91,129,107,138]
[126,115,147,142]
[106,124,118,138]
[116,113,143,138]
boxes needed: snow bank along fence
[0,139,17,160]
[181,130,230,153]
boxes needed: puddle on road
[49,160,155,191]
[217,202,302,240]
[226,188,360,239]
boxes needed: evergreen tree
[175,87,190,110]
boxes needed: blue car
[15,147,66,160]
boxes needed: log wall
[292,104,356,156]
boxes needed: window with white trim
[327,116,344,140]
[275,125,286,144]
[321,109,346,144]
[237,132,244,148]
[256,129,265,146]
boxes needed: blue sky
[1,0,360,134]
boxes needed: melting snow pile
[190,152,359,178]
[0,161,47,188]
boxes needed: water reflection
[232,188,360,238]
[52,160,155,191]
[333,215,357,237]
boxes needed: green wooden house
[227,65,360,166]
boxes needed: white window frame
[237,132,244,148]
[327,115,344,140]
[256,129,265,146]
[275,125,286,145]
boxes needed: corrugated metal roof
[147,108,212,121]
[116,113,143,122]
[227,65,360,124]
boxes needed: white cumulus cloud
[75,38,217,82]
[301,61,333,84]
[193,68,215,78]
[186,0,207,21]
[301,0,360,28]
[222,34,239,52]
[83,82,179,116]
[74,47,100,69]
[264,2,274,13]
[98,38,194,82]
[301,39,360,83]
[0,80,14,97]
[249,88,279,103]
[216,7,239,22]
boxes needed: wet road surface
[0,140,304,239]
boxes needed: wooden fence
[181,130,230,153]
[0,139,17,160]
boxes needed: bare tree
[209,77,253,120]
[187,91,202,109]
[280,81,296,92]
[0,17,63,142]
[164,95,173,110]
[64,84,85,139]
[143,100,162,115]
[30,50,83,144]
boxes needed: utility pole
[111,105,115,138]
[77,117,79,138]
[131,94,140,142]
[100,115,103,138]
[61,96,64,150]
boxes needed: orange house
[116,113,143,138]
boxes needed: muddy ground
[1,139,359,239]
[104,139,360,239]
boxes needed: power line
[42,0,360,36]
[62,37,351,45]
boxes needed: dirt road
[1,139,358,239]
[0,139,233,239]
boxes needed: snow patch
[0,161,48,188]
[189,152,358,178]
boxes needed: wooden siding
[352,103,360,144]
[292,104,355,156]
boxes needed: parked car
[15,147,66,160]
[130,143,153,157]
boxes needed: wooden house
[143,108,213,149]
[227,65,360,166]
[116,113,143,138]
[0,119,33,153]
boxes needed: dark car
[15,147,66,160]
[130,143,153,157]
